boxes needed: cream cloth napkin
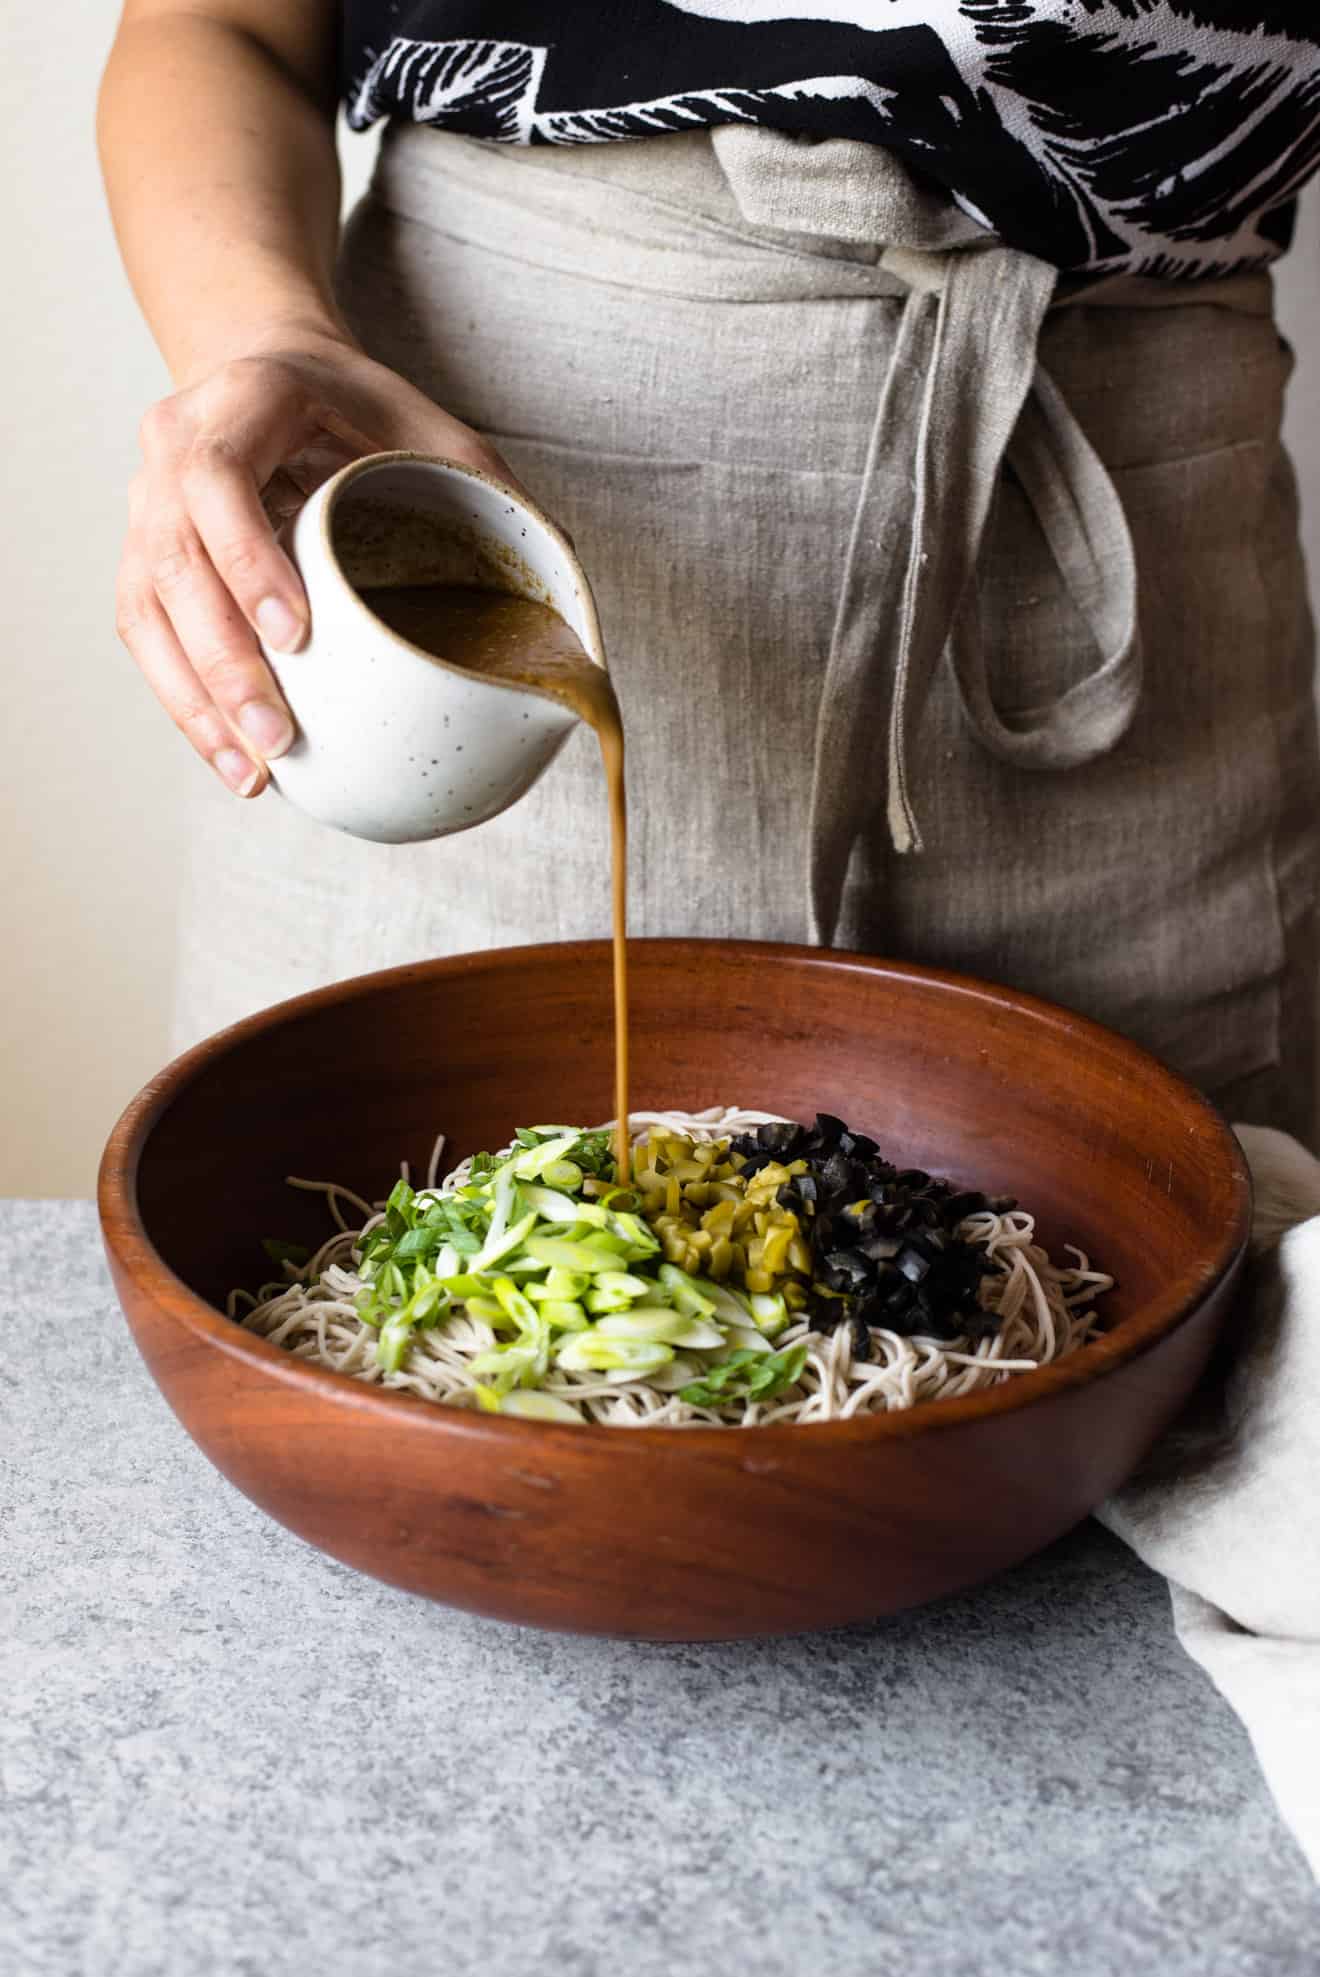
[1099,1124,1320,1876]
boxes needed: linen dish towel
[1101,1123,1320,1877]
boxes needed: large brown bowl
[99,939,1250,1640]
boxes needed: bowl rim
[98,937,1252,1449]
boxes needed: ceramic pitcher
[260,451,606,844]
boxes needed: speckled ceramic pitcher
[260,451,606,844]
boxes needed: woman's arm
[99,1,517,794]
[99,0,347,385]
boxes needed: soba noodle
[232,1108,1112,1425]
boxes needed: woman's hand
[116,330,523,795]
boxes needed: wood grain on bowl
[99,940,1250,1640]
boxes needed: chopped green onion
[491,1275,538,1330]
[464,1295,509,1325]
[524,1267,590,1302]
[724,1324,776,1356]
[499,1390,583,1423]
[577,1229,632,1258]
[510,1133,581,1180]
[377,1315,416,1373]
[522,1234,625,1275]
[607,1211,661,1254]
[594,1270,651,1299]
[554,1334,674,1376]
[593,1306,696,1344]
[469,1340,540,1393]
[584,1285,635,1315]
[703,1280,755,1326]
[469,1209,538,1275]
[517,1185,583,1225]
[646,1355,703,1392]
[678,1342,809,1409]
[393,1224,441,1263]
[410,1279,446,1325]
[657,1262,717,1318]
[437,1272,492,1299]
[748,1292,790,1338]
[539,1299,589,1331]
[583,1269,652,1314]
[669,1316,726,1350]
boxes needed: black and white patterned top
[341,3,1320,279]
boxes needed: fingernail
[237,699,295,758]
[255,594,305,653]
[215,747,261,795]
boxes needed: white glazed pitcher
[260,452,606,844]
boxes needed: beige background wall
[1,5,379,1199]
[2,6,1318,1196]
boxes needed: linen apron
[173,126,1320,1141]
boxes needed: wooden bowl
[99,940,1249,1640]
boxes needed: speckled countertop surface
[3,1200,1318,1977]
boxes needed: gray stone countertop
[3,1200,1318,1977]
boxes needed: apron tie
[807,241,1144,948]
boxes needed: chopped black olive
[756,1121,803,1155]
[729,1112,1007,1346]
[896,1242,932,1284]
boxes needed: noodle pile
[232,1108,1111,1426]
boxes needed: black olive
[763,1114,1021,1351]
[756,1121,803,1155]
[896,1243,932,1284]
[877,1278,916,1320]
[833,1200,877,1239]
[821,1248,872,1291]
[921,1242,995,1314]
[913,1303,962,1342]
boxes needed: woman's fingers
[119,341,562,796]
[142,489,296,763]
[416,421,528,498]
[129,371,313,772]
[320,357,531,497]
[180,438,308,655]
[115,547,269,796]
